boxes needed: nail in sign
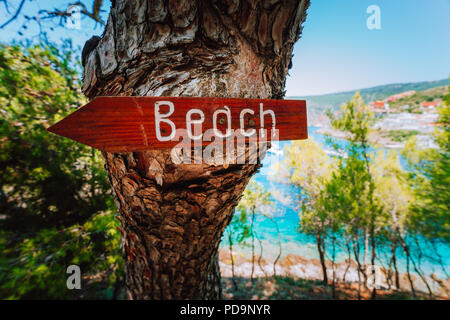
[47,96,307,153]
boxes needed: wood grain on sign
[47,96,307,152]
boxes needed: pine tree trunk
[316,232,328,284]
[391,243,400,290]
[250,207,256,283]
[82,0,310,299]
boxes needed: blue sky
[287,0,450,95]
[1,0,449,96]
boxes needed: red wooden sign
[47,97,307,153]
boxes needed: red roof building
[374,101,385,108]
[421,101,440,109]
[387,90,416,102]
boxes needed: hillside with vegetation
[311,82,448,148]
[387,86,447,113]
[293,79,448,125]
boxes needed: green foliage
[387,86,447,112]
[0,212,123,299]
[272,91,448,296]
[384,130,420,142]
[321,148,376,232]
[324,93,380,232]
[277,139,335,236]
[227,209,251,245]
[403,86,450,241]
[237,180,272,219]
[228,180,273,245]
[0,43,121,299]
[327,92,374,143]
[371,150,414,238]
[0,42,114,230]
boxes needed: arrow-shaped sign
[47,96,307,153]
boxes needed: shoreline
[316,126,407,149]
[218,248,450,298]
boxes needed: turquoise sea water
[221,127,450,279]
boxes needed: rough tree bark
[82,0,310,299]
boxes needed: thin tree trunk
[428,240,450,279]
[370,225,377,299]
[272,218,282,277]
[352,234,362,299]
[82,0,310,299]
[405,251,416,298]
[413,237,433,297]
[407,242,433,297]
[343,237,352,283]
[316,232,328,285]
[255,231,267,278]
[400,235,432,297]
[228,232,237,290]
[363,229,368,267]
[401,240,416,298]
[390,241,400,290]
[361,230,368,290]
[250,207,256,283]
[331,235,337,298]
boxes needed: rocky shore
[218,248,450,298]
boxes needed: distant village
[317,88,444,149]
[368,90,441,114]
[367,90,440,148]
